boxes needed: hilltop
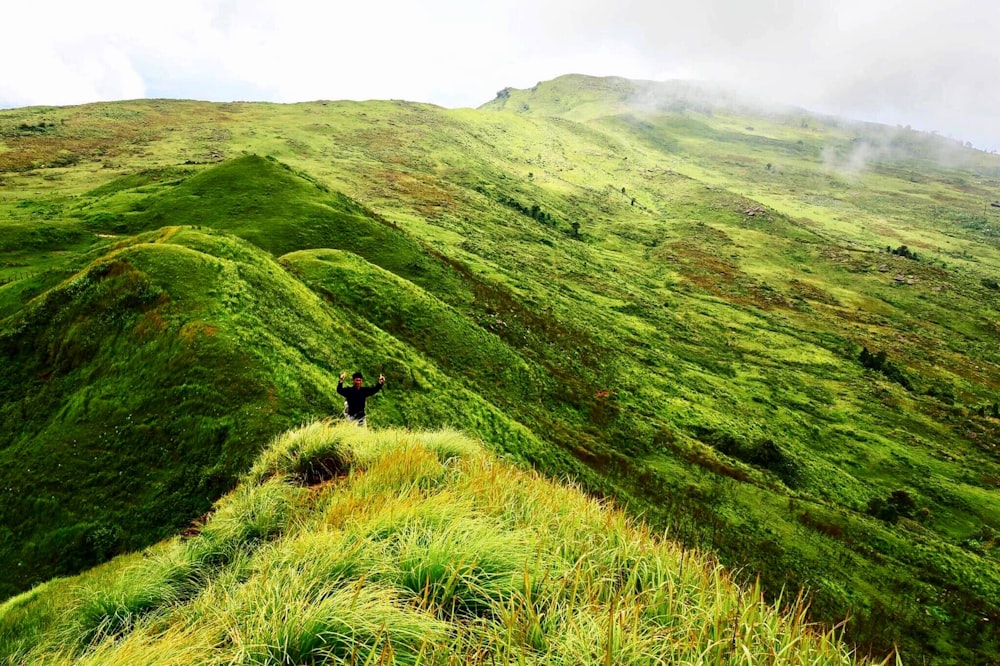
[0,422,884,665]
[1,74,998,663]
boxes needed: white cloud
[1,0,997,150]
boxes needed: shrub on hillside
[859,346,913,390]
[959,526,996,554]
[494,192,555,225]
[867,489,917,524]
[693,427,799,486]
[14,122,54,135]
[886,245,919,260]
[925,381,957,405]
[741,438,800,485]
[975,402,1000,418]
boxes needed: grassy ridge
[1,76,999,662]
[0,220,579,598]
[0,227,346,595]
[79,155,473,301]
[0,422,886,665]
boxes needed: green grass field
[1,74,998,664]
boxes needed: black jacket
[337,381,382,417]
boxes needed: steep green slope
[0,228,332,595]
[0,422,885,665]
[0,218,576,599]
[281,249,537,403]
[474,78,1000,662]
[2,77,999,663]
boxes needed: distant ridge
[483,73,808,118]
[482,73,987,163]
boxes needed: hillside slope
[0,164,585,598]
[0,422,886,665]
[1,75,999,663]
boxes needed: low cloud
[818,122,990,179]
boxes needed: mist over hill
[1,74,998,664]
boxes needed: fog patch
[821,122,989,177]
[622,77,800,118]
[822,142,882,177]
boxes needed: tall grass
[0,422,889,665]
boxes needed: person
[337,371,385,426]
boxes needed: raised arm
[366,374,385,396]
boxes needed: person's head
[352,371,363,388]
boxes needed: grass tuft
[197,479,301,557]
[247,419,357,485]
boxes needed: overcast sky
[2,0,997,151]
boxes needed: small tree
[868,489,917,524]
[891,245,918,260]
[888,489,916,518]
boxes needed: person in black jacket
[337,371,384,425]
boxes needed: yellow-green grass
[1,422,886,665]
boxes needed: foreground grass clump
[0,422,888,665]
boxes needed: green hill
[1,75,998,663]
[0,422,885,665]
[0,215,577,602]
